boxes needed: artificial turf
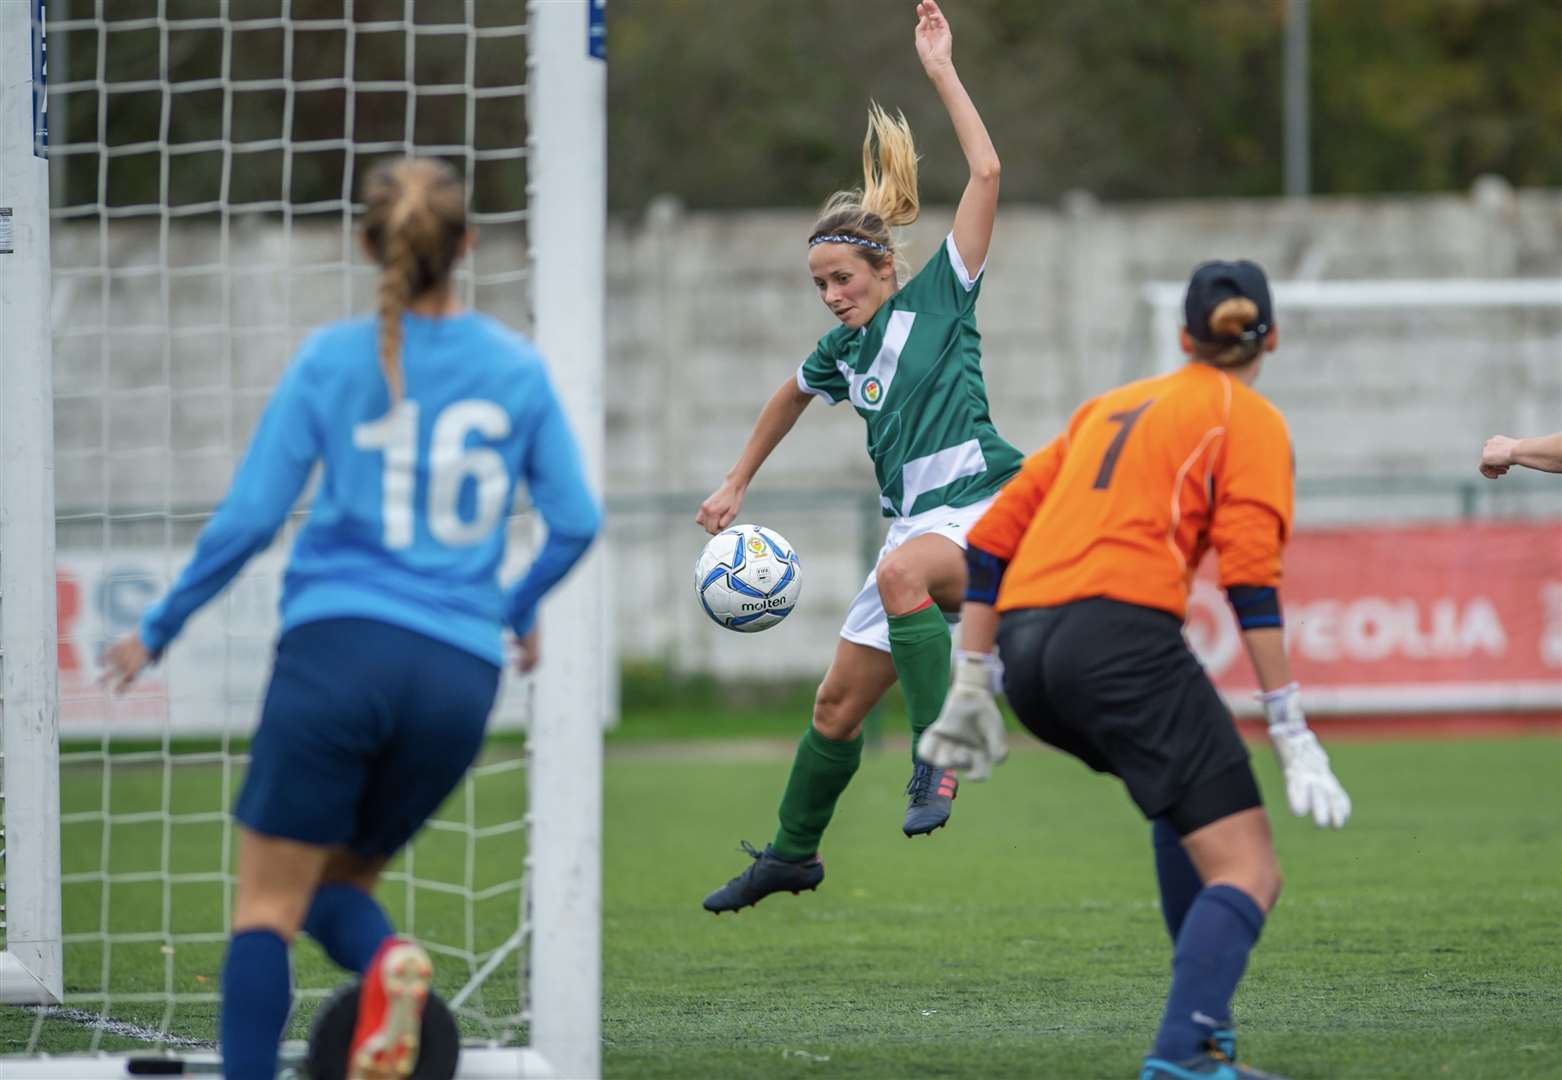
[602,734,1562,1079]
[3,734,1558,1079]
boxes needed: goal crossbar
[1144,277,1562,374]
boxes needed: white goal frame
[0,2,606,1077]
[0,0,65,1015]
[1143,275,1562,718]
[1143,277,1562,376]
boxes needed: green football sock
[772,726,863,861]
[888,602,952,762]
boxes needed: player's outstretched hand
[1480,434,1517,479]
[917,652,1007,781]
[1260,683,1352,828]
[513,628,540,674]
[695,480,745,535]
[914,1,953,72]
[100,632,152,694]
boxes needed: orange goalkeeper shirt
[969,362,1293,619]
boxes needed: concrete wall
[49,186,1562,679]
[605,185,1562,677]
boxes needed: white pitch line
[27,1006,214,1049]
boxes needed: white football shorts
[838,497,996,654]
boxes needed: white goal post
[524,1,608,1076]
[1,2,606,1077]
[1143,275,1562,718]
[0,0,65,1014]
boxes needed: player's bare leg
[811,637,899,741]
[232,828,334,939]
[1141,808,1286,1079]
[321,847,391,893]
[703,640,895,912]
[877,533,968,836]
[1180,808,1283,914]
[874,533,967,616]
[221,829,332,1080]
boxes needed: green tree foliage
[607,0,1562,211]
[1311,0,1562,192]
[46,1,1561,213]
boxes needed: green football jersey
[796,233,1023,518]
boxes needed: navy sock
[1151,884,1265,1062]
[1152,817,1203,941]
[220,928,292,1080]
[303,882,395,974]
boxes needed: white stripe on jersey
[795,365,837,402]
[899,437,987,516]
[850,310,915,412]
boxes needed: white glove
[1261,683,1352,828]
[916,652,1008,781]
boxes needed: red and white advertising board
[1186,521,1562,715]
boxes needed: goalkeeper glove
[1260,682,1352,829]
[916,652,1008,781]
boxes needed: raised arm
[696,377,813,534]
[916,0,1000,276]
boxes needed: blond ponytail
[860,103,920,229]
[808,103,921,282]
[361,157,469,403]
[375,210,415,402]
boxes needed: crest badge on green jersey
[795,236,1022,517]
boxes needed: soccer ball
[694,523,802,632]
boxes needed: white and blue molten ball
[694,524,802,632]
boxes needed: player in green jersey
[697,0,1023,913]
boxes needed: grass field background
[3,730,1559,1079]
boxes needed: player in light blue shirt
[103,156,600,1080]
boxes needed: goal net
[2,2,605,1076]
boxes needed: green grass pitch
[3,734,1559,1079]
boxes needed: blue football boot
[902,760,958,836]
[1139,1050,1283,1080]
[702,841,824,913]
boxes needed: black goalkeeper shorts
[997,597,1260,836]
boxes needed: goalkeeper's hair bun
[362,157,468,404]
[1208,297,1260,338]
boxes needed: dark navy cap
[1183,260,1274,344]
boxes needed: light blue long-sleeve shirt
[140,311,601,667]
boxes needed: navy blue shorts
[236,618,501,857]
